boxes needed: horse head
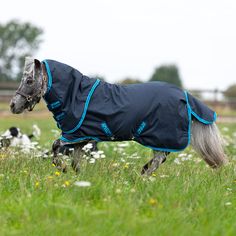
[10,57,46,114]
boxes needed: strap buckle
[26,96,33,102]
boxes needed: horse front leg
[141,151,169,176]
[51,139,68,172]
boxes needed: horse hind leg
[141,151,169,176]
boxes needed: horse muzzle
[10,98,26,114]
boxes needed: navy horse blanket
[43,60,216,152]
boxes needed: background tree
[0,20,43,81]
[118,77,142,85]
[149,64,183,88]
[224,84,236,100]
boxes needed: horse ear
[34,59,41,69]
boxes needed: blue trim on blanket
[136,121,146,136]
[48,101,61,110]
[60,136,101,143]
[144,91,192,152]
[42,60,53,94]
[191,110,217,124]
[184,91,216,125]
[101,122,113,137]
[55,112,65,121]
[185,91,192,148]
[63,79,101,134]
[145,145,188,152]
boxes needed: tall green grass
[0,116,236,235]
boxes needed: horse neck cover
[43,60,216,152]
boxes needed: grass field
[0,113,236,236]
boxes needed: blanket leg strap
[141,151,169,176]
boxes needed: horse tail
[191,119,228,168]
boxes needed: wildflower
[116,189,122,193]
[152,173,157,177]
[82,143,94,151]
[92,152,100,159]
[89,158,96,164]
[43,153,49,158]
[62,180,70,188]
[124,163,129,169]
[35,181,40,187]
[47,176,53,180]
[52,163,56,167]
[55,171,61,176]
[148,176,156,182]
[0,153,7,158]
[128,153,141,159]
[149,198,157,206]
[225,202,232,206]
[174,158,181,165]
[112,162,119,167]
[51,129,60,137]
[178,153,187,158]
[194,158,202,164]
[187,154,193,158]
[97,150,104,155]
[74,181,91,187]
[160,174,169,178]
[222,127,229,132]
[117,142,129,148]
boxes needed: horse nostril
[10,102,15,109]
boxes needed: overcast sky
[1,0,235,90]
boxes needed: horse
[10,57,228,174]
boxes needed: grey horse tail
[191,119,228,168]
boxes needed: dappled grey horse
[10,58,228,174]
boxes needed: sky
[0,0,235,90]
